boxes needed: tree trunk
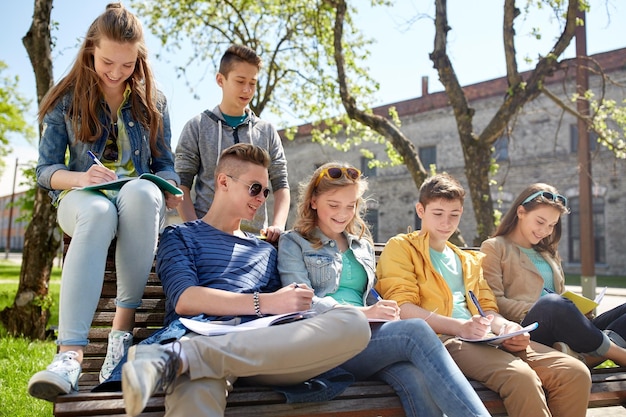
[430,0,578,244]
[0,0,58,339]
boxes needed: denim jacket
[278,229,377,310]
[36,90,179,205]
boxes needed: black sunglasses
[227,175,270,198]
[102,122,119,162]
[314,167,361,187]
[521,190,568,207]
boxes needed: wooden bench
[53,239,626,416]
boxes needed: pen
[543,287,555,294]
[468,290,487,318]
[87,150,105,167]
[370,288,383,301]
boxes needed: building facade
[0,190,28,254]
[278,48,626,276]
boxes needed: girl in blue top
[278,163,490,417]
[29,3,182,402]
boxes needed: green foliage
[0,61,36,174]
[571,91,626,158]
[131,0,404,167]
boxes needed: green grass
[565,274,626,288]
[0,262,61,416]
[0,328,56,416]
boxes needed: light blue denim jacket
[278,228,377,310]
[36,90,179,204]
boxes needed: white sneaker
[99,330,133,383]
[122,342,181,417]
[28,351,81,402]
[553,342,586,362]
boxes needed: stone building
[277,47,626,276]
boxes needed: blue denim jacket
[278,229,377,311]
[36,90,179,204]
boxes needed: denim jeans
[56,180,165,346]
[340,319,490,417]
[521,293,626,356]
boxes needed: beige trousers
[442,336,592,417]
[165,306,370,417]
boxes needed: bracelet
[424,307,439,322]
[253,292,262,317]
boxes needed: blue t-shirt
[157,220,281,324]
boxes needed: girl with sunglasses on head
[278,163,491,417]
[481,183,626,367]
[30,3,182,402]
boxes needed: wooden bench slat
[54,237,626,416]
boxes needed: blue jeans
[340,319,490,417]
[56,180,165,346]
[522,293,626,356]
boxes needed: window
[570,124,598,153]
[567,196,606,264]
[360,155,377,178]
[419,146,437,171]
[493,136,509,161]
[364,208,378,242]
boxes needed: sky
[1,1,625,197]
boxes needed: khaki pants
[165,306,370,417]
[442,336,592,417]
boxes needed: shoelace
[49,351,79,371]
[108,333,131,363]
[159,341,182,395]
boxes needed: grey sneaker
[122,342,181,417]
[99,330,133,383]
[28,351,81,402]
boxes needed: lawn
[0,261,60,417]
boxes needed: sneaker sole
[28,370,73,402]
[122,360,146,417]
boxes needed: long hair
[293,162,372,248]
[494,183,569,256]
[38,2,163,154]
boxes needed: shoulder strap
[203,109,222,124]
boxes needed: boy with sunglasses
[175,44,289,243]
[375,174,592,417]
[120,144,370,416]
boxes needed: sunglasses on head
[314,167,361,187]
[102,122,119,162]
[227,175,270,198]
[521,190,568,207]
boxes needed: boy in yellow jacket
[375,173,591,417]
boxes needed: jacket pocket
[303,253,336,288]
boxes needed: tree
[0,0,58,339]
[0,61,35,173]
[135,0,611,245]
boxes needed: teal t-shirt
[222,113,248,128]
[430,246,472,320]
[519,246,555,295]
[329,249,367,307]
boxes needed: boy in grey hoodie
[175,44,289,242]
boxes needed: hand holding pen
[85,150,117,184]
[462,290,492,339]
[368,288,400,321]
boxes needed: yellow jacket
[375,231,498,318]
